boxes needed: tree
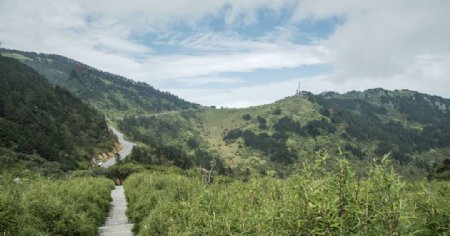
[257,116,267,129]
[115,153,121,164]
[242,114,252,121]
[272,108,282,115]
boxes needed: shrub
[272,108,282,115]
[124,153,450,235]
[0,176,114,235]
[242,114,252,121]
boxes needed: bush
[242,114,252,121]
[0,176,114,235]
[107,163,147,180]
[124,153,450,235]
[257,116,267,129]
[272,108,282,115]
[273,117,307,136]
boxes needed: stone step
[99,224,133,236]
[99,186,133,236]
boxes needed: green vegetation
[118,89,450,178]
[1,48,449,235]
[0,176,114,235]
[124,154,450,235]
[72,162,148,181]
[429,158,450,180]
[0,56,115,172]
[308,90,450,158]
[118,111,229,174]
[0,147,66,177]
[4,49,448,179]
[0,49,199,118]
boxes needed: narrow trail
[99,127,134,235]
[99,186,133,236]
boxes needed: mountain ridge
[0,48,199,119]
[118,88,450,178]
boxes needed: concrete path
[99,186,133,236]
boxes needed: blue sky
[1,0,450,107]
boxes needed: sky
[1,0,450,107]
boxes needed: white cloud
[1,0,449,108]
[139,42,326,81]
[169,78,299,108]
[0,0,324,83]
[294,0,450,81]
[77,0,290,31]
[172,76,244,87]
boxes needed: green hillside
[2,48,448,178]
[118,89,450,178]
[0,55,115,173]
[0,49,199,119]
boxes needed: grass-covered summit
[119,89,450,178]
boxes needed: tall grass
[0,176,114,235]
[124,153,450,235]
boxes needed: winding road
[101,127,136,168]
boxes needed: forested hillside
[0,55,115,173]
[118,89,450,178]
[0,49,199,118]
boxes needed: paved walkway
[99,186,133,236]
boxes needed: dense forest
[0,56,115,172]
[0,49,199,118]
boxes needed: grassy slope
[120,91,450,178]
[195,96,323,168]
[119,96,357,175]
[200,96,375,172]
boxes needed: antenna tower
[296,82,302,96]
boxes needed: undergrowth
[0,176,114,235]
[124,152,450,235]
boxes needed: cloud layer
[1,0,449,107]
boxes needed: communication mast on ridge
[296,82,302,96]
